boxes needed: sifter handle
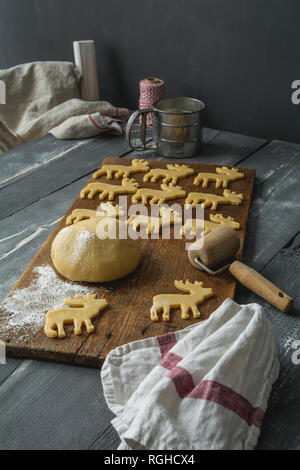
[229,261,293,313]
[125,109,156,151]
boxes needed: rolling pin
[188,225,293,313]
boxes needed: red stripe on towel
[159,352,182,370]
[157,332,177,358]
[188,380,264,429]
[88,114,111,131]
[168,366,195,398]
[157,344,264,428]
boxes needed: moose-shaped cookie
[151,280,213,322]
[44,293,108,338]
[181,213,240,237]
[93,159,150,180]
[143,164,194,185]
[80,178,139,201]
[132,184,186,206]
[127,207,182,234]
[194,166,244,188]
[185,189,243,210]
[66,203,124,225]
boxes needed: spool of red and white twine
[139,77,165,127]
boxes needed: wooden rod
[73,40,100,101]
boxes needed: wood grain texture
[74,40,100,101]
[0,157,255,367]
[0,359,115,450]
[238,139,300,271]
[0,134,130,220]
[146,129,267,165]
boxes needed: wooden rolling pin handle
[229,261,293,313]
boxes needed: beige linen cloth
[101,299,279,450]
[0,61,129,152]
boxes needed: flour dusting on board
[0,265,96,338]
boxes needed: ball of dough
[51,218,141,282]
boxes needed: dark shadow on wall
[1,0,300,143]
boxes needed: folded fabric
[48,101,128,139]
[101,298,279,450]
[0,61,129,150]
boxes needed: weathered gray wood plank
[0,135,94,187]
[238,140,300,271]
[88,424,120,450]
[144,129,267,165]
[0,359,115,450]
[0,358,22,386]
[199,129,267,165]
[0,135,130,220]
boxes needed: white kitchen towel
[0,61,129,151]
[101,299,279,450]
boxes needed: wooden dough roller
[188,225,293,313]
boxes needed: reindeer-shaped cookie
[132,184,186,206]
[93,159,150,180]
[194,166,244,188]
[151,280,213,322]
[143,164,194,185]
[44,294,108,338]
[127,207,182,234]
[181,213,240,237]
[185,189,243,210]
[80,178,139,201]
[66,203,124,225]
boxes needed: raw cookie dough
[132,184,186,206]
[66,203,124,225]
[185,189,243,210]
[151,280,213,322]
[93,159,149,180]
[44,294,108,338]
[51,218,141,282]
[127,207,182,234]
[180,213,240,237]
[194,167,244,188]
[143,164,194,185]
[80,178,139,201]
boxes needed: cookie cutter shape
[194,167,244,188]
[143,164,194,185]
[151,280,213,322]
[185,189,243,210]
[132,184,186,206]
[44,294,108,339]
[181,213,240,237]
[127,207,182,234]
[97,202,125,218]
[93,159,150,180]
[66,203,125,225]
[80,178,139,201]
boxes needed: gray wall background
[1,0,300,143]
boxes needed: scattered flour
[0,264,96,338]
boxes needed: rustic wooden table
[0,128,299,450]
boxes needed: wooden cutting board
[0,157,255,367]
